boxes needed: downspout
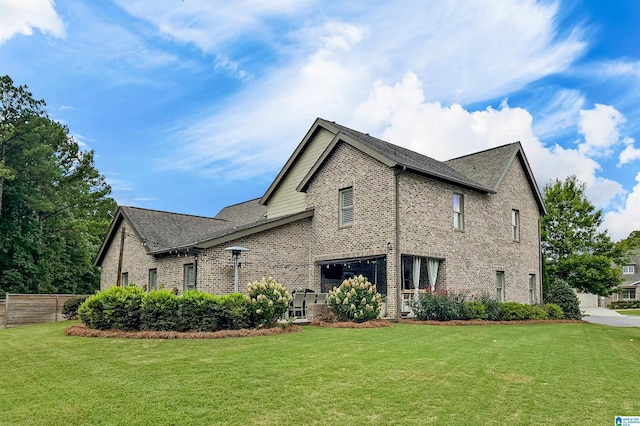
[194,253,198,290]
[539,216,544,304]
[395,166,405,319]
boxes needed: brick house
[95,118,546,317]
[610,253,640,302]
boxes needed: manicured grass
[617,309,640,316]
[2,321,640,425]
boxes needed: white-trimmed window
[121,272,128,286]
[622,288,636,300]
[512,210,520,241]
[149,269,157,291]
[528,274,535,304]
[184,264,195,291]
[496,271,505,301]
[623,265,636,275]
[339,187,353,227]
[453,193,464,230]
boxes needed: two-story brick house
[95,118,546,317]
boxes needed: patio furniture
[290,293,306,318]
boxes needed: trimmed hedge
[62,296,89,319]
[79,286,261,332]
[608,300,640,309]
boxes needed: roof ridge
[216,197,261,209]
[121,206,222,221]
[446,141,521,162]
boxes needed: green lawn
[2,321,639,425]
[617,309,640,316]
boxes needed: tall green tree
[541,176,622,296]
[618,230,640,254]
[0,75,116,297]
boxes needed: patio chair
[316,293,328,304]
[290,293,306,318]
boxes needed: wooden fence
[0,294,89,329]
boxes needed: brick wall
[399,156,541,303]
[305,143,399,314]
[196,219,311,295]
[99,218,157,290]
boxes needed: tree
[0,75,116,297]
[541,176,622,296]
[618,230,640,254]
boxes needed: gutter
[395,166,405,319]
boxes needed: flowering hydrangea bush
[248,277,292,328]
[329,275,382,323]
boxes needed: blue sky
[1,0,639,240]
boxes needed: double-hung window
[622,288,636,300]
[149,269,157,291]
[528,274,535,304]
[623,265,636,275]
[121,272,128,286]
[453,193,464,230]
[184,264,195,291]
[496,271,505,301]
[512,210,520,241]
[339,187,353,227]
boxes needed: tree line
[0,76,116,297]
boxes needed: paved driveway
[581,307,640,327]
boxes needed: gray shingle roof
[322,119,492,193]
[120,207,230,251]
[445,142,522,192]
[214,198,267,224]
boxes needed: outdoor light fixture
[386,242,393,251]
[224,246,249,293]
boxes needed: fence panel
[0,300,5,329]
[2,294,89,328]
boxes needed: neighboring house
[612,253,640,301]
[95,118,546,317]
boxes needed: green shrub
[177,290,218,332]
[63,296,88,319]
[329,275,382,323]
[608,300,640,309]
[141,289,179,331]
[544,303,564,319]
[544,278,582,320]
[462,300,485,320]
[522,304,548,320]
[78,285,145,331]
[216,293,250,330]
[247,277,292,328]
[475,293,502,321]
[499,302,528,321]
[78,293,112,330]
[413,290,466,321]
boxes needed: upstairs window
[512,210,520,241]
[339,187,353,227]
[453,193,464,230]
[121,272,128,286]
[184,264,195,291]
[623,265,636,275]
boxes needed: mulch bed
[396,318,587,326]
[310,318,391,328]
[64,323,303,339]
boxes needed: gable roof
[214,198,267,224]
[446,142,546,214]
[295,118,493,194]
[94,206,230,266]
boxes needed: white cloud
[532,89,585,138]
[154,1,586,178]
[619,140,640,166]
[578,104,626,157]
[0,0,65,44]
[603,172,640,241]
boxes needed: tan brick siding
[99,218,157,290]
[305,143,398,314]
[196,219,311,294]
[399,156,541,303]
